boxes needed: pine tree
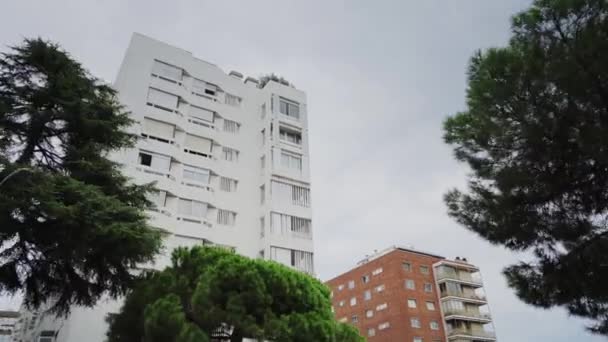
[0,38,162,314]
[106,246,364,342]
[444,0,608,334]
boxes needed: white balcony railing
[443,308,492,321]
[447,328,496,340]
[436,269,483,286]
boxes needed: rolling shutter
[143,118,174,139]
[185,134,212,153]
[147,88,178,109]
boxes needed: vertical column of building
[257,83,314,274]
[433,260,497,341]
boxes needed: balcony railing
[443,308,492,321]
[435,269,483,286]
[447,328,496,340]
[440,289,487,302]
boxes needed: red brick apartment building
[326,246,496,342]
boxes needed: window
[338,317,347,323]
[222,147,239,162]
[408,299,417,308]
[279,98,300,119]
[362,275,370,283]
[420,266,430,275]
[364,290,371,301]
[220,177,238,192]
[372,267,383,276]
[279,127,302,145]
[442,299,465,312]
[138,152,152,166]
[368,328,376,337]
[375,284,385,293]
[426,301,436,311]
[260,103,267,119]
[338,284,344,291]
[184,134,213,157]
[430,321,439,330]
[178,198,208,218]
[403,262,412,271]
[378,322,390,330]
[189,106,215,126]
[351,315,358,323]
[269,246,314,274]
[223,119,240,133]
[338,300,345,307]
[260,155,266,171]
[350,297,357,306]
[270,212,312,239]
[142,118,175,143]
[376,303,387,311]
[405,279,416,290]
[260,129,266,146]
[217,209,236,225]
[147,87,178,111]
[260,217,265,238]
[192,78,218,97]
[152,60,182,81]
[365,309,373,318]
[348,280,355,289]
[138,151,171,173]
[280,151,303,172]
[260,185,265,204]
[424,283,433,293]
[225,93,242,106]
[410,318,421,328]
[183,165,210,184]
[413,338,423,342]
[271,181,311,207]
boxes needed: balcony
[440,289,487,303]
[443,309,492,323]
[435,269,483,287]
[447,328,496,341]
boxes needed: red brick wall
[326,249,446,342]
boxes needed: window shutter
[143,118,174,139]
[152,61,182,80]
[151,153,171,171]
[183,165,210,183]
[147,88,178,109]
[189,106,215,122]
[185,134,212,154]
[270,246,291,264]
[192,79,217,95]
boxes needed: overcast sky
[1,1,604,341]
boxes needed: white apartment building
[18,33,314,342]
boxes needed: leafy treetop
[443,0,608,335]
[0,38,162,315]
[107,246,364,342]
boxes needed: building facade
[18,33,314,342]
[326,247,497,342]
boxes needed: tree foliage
[444,0,608,334]
[258,73,292,88]
[0,38,162,314]
[107,246,363,342]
